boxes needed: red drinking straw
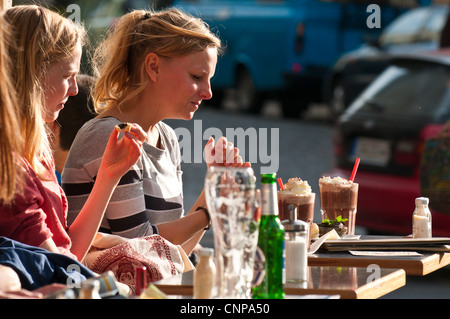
[277,178,284,190]
[350,157,360,182]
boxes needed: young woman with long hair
[63,8,249,255]
[0,5,146,262]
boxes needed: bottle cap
[282,219,308,232]
[198,247,214,256]
[415,197,429,206]
[281,204,308,232]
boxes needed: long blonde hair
[5,5,86,180]
[92,8,222,113]
[0,12,23,204]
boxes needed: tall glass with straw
[319,158,360,235]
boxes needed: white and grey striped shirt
[62,117,184,238]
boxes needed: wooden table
[154,266,405,299]
[308,251,450,276]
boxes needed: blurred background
[13,0,450,298]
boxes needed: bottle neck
[261,182,279,216]
[199,255,212,261]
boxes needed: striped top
[62,117,184,238]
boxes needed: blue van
[173,0,428,116]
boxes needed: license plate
[350,137,390,166]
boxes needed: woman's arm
[155,189,209,255]
[67,124,146,261]
[161,137,252,255]
[0,265,22,293]
[39,238,60,254]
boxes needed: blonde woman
[0,5,146,262]
[63,8,249,255]
[0,12,22,206]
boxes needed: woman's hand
[204,136,251,169]
[98,123,147,183]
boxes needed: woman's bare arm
[68,125,146,261]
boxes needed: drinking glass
[319,179,358,235]
[205,166,259,298]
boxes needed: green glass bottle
[252,173,285,299]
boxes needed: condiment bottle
[135,266,147,297]
[79,280,101,299]
[193,247,216,299]
[413,197,432,238]
[282,204,308,283]
[252,173,285,299]
[95,271,120,298]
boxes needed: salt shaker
[193,247,216,299]
[282,204,308,282]
[412,197,432,238]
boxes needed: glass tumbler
[205,166,259,298]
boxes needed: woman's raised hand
[99,123,147,182]
[204,136,251,169]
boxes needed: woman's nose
[200,82,213,100]
[68,77,78,96]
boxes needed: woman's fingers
[100,123,146,180]
[125,123,147,143]
[204,136,251,168]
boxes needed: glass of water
[205,166,259,298]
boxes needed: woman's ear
[144,52,160,82]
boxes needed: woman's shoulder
[72,117,118,145]
[68,117,119,162]
[78,117,120,136]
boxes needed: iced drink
[278,178,315,245]
[319,176,358,235]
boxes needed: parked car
[326,50,450,236]
[323,5,449,117]
[174,0,419,116]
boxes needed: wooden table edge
[155,284,193,296]
[155,267,406,300]
[421,253,450,275]
[308,252,450,276]
[355,268,406,299]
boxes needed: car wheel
[235,67,263,113]
[330,80,347,117]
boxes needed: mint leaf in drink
[321,216,348,225]
[335,215,348,223]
